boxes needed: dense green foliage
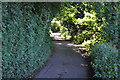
[51,3,106,45]
[91,43,119,79]
[91,2,120,79]
[2,2,119,79]
[91,2,119,45]
[2,2,62,78]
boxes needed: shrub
[2,3,52,78]
[91,42,119,79]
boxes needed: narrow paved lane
[35,33,93,78]
[35,41,93,78]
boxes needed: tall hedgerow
[91,2,120,79]
[2,2,62,78]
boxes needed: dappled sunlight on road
[67,43,74,46]
[35,40,94,78]
[55,42,63,45]
[50,32,64,40]
[51,32,89,58]
[54,41,89,58]
[35,32,94,78]
[81,64,88,67]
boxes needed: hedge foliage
[91,43,119,79]
[91,2,119,45]
[2,3,57,78]
[90,2,120,79]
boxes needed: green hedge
[90,3,120,79]
[91,43,119,79]
[2,3,53,78]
